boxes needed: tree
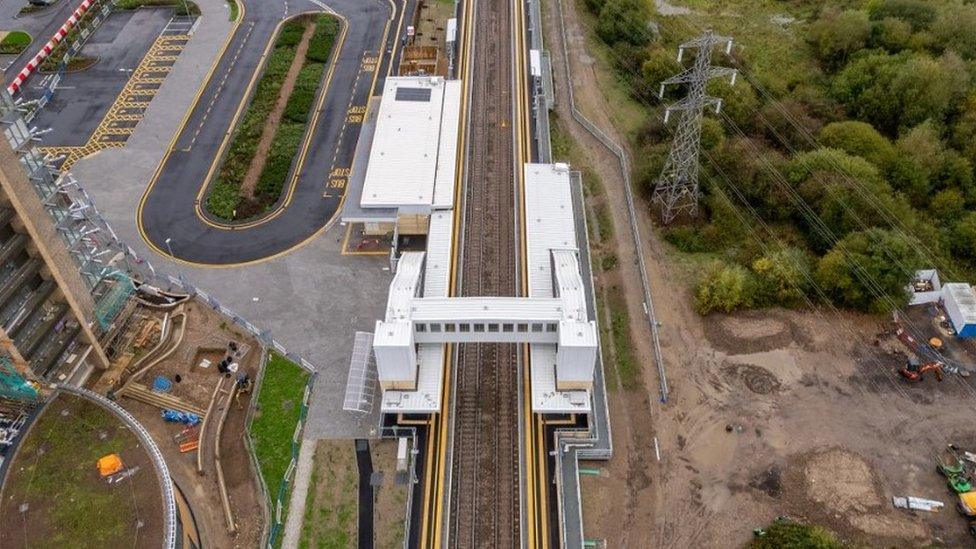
[760,99,824,153]
[818,120,894,169]
[832,51,968,135]
[597,0,650,47]
[931,2,976,59]
[752,247,812,306]
[871,16,913,52]
[952,211,976,263]
[815,227,921,312]
[694,260,756,315]
[867,0,937,31]
[632,47,681,103]
[929,187,965,221]
[808,9,871,69]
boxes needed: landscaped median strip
[206,14,339,221]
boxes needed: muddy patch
[722,363,782,395]
[704,310,797,353]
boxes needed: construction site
[0,74,301,547]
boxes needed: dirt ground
[372,439,408,548]
[299,438,408,547]
[0,393,164,549]
[542,0,976,546]
[300,439,359,546]
[94,299,264,548]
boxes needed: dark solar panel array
[395,87,432,102]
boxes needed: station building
[341,75,462,240]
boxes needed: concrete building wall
[0,141,109,369]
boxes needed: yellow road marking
[40,33,189,170]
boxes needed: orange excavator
[900,359,944,382]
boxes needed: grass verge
[206,14,339,221]
[298,441,358,548]
[115,0,200,15]
[0,31,32,54]
[250,351,311,546]
[227,0,238,21]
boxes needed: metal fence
[551,0,668,404]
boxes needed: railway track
[447,0,521,543]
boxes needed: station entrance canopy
[373,250,597,391]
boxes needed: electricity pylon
[652,31,737,224]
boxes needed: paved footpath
[281,437,316,549]
[72,0,390,439]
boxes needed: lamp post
[164,237,185,288]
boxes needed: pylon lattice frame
[652,30,736,224]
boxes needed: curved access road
[138,0,411,265]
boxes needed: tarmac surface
[30,8,173,147]
[138,0,412,265]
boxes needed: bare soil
[543,0,976,546]
[94,300,264,548]
[240,22,316,199]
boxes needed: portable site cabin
[942,283,976,338]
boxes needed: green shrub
[306,15,339,63]
[694,261,757,315]
[751,518,844,549]
[283,64,324,123]
[752,248,812,307]
[278,21,307,48]
[256,123,306,198]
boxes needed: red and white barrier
[6,0,94,95]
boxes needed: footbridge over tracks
[373,250,597,391]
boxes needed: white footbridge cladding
[373,163,597,414]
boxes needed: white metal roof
[433,82,461,210]
[385,252,424,321]
[943,283,976,324]
[424,211,454,298]
[410,297,564,322]
[525,163,577,299]
[524,163,592,412]
[530,345,591,413]
[360,76,462,211]
[381,344,443,413]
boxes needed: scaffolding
[0,89,137,331]
[0,355,37,402]
[94,272,135,331]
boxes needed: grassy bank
[251,352,310,508]
[206,14,339,221]
[115,0,201,15]
[249,352,311,546]
[0,31,31,54]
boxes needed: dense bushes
[205,14,339,220]
[575,0,976,315]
